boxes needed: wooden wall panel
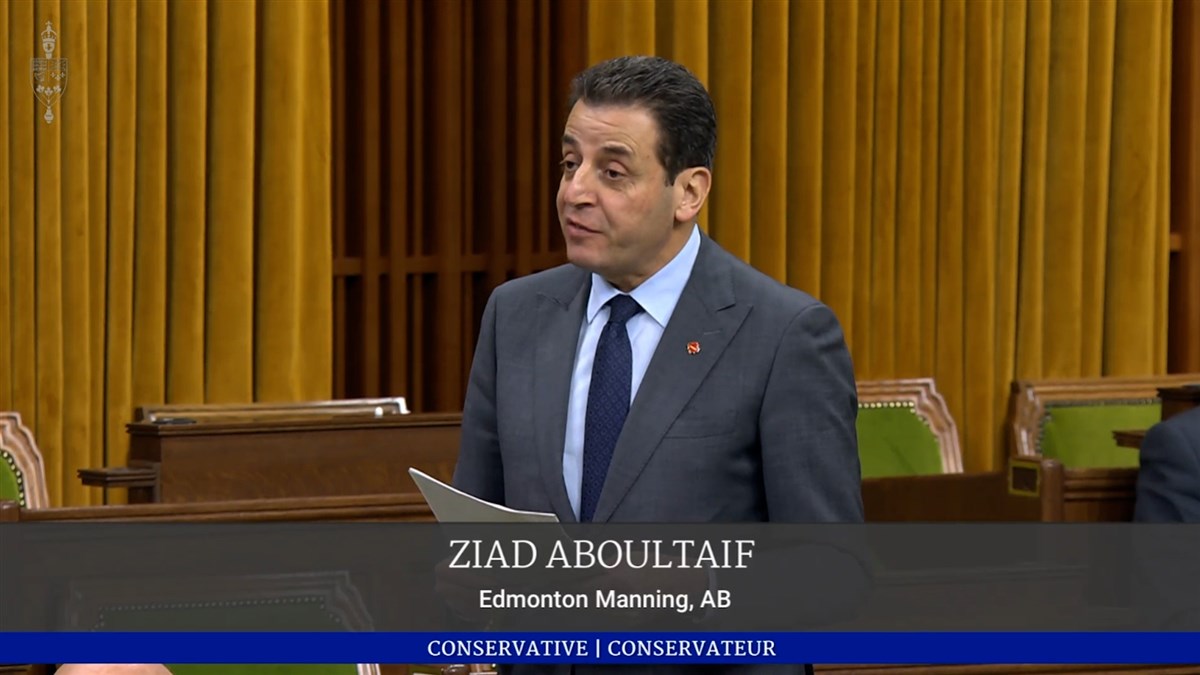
[333,0,587,411]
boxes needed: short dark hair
[567,56,716,183]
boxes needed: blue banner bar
[2,633,1199,664]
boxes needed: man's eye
[560,159,578,172]
[603,169,625,180]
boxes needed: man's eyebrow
[559,135,634,160]
[598,143,634,159]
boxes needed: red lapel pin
[686,341,701,355]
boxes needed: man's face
[557,101,689,292]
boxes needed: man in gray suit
[454,55,862,526]
[1134,405,1200,522]
[449,56,863,673]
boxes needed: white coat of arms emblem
[31,20,67,124]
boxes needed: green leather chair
[0,412,49,508]
[856,379,963,478]
[1008,374,1200,469]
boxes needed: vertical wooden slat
[514,0,535,277]
[360,0,382,397]
[482,0,509,291]
[409,0,425,409]
[387,0,410,397]
[331,0,346,398]
[460,0,475,397]
[537,0,552,254]
[1170,0,1200,372]
[433,1,464,411]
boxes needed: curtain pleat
[587,0,1174,470]
[3,0,332,505]
[298,0,333,403]
[205,0,256,404]
[704,0,752,259]
[749,0,788,281]
[34,0,65,502]
[86,0,109,496]
[166,0,207,404]
[131,0,168,442]
[9,0,38,448]
[785,0,824,296]
[894,0,926,380]
[0,0,10,415]
[993,0,1026,458]
[1105,0,1170,376]
[256,0,332,402]
[869,0,900,377]
[104,0,138,495]
[61,0,92,505]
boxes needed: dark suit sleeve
[452,291,506,505]
[1134,416,1200,523]
[759,302,864,523]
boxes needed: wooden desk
[864,459,1138,522]
[80,413,462,504]
[70,406,1139,521]
[1160,383,1200,419]
[1114,429,1146,449]
[1112,384,1200,449]
[1,492,434,523]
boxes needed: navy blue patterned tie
[580,294,643,522]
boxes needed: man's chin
[565,247,604,273]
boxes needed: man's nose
[561,166,597,207]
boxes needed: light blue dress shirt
[562,225,702,518]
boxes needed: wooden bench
[0,413,49,509]
[1008,374,1200,468]
[79,407,460,504]
[857,379,963,477]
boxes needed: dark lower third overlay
[2,523,1199,633]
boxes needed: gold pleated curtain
[588,0,1172,471]
[1,0,332,506]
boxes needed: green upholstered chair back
[1008,374,1200,469]
[856,379,963,478]
[0,412,49,508]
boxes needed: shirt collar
[586,224,702,327]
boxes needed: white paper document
[408,468,560,523]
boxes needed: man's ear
[674,167,712,224]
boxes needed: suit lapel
[591,237,750,522]
[533,270,590,523]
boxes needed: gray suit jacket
[452,234,862,675]
[455,233,863,524]
[1134,405,1200,522]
